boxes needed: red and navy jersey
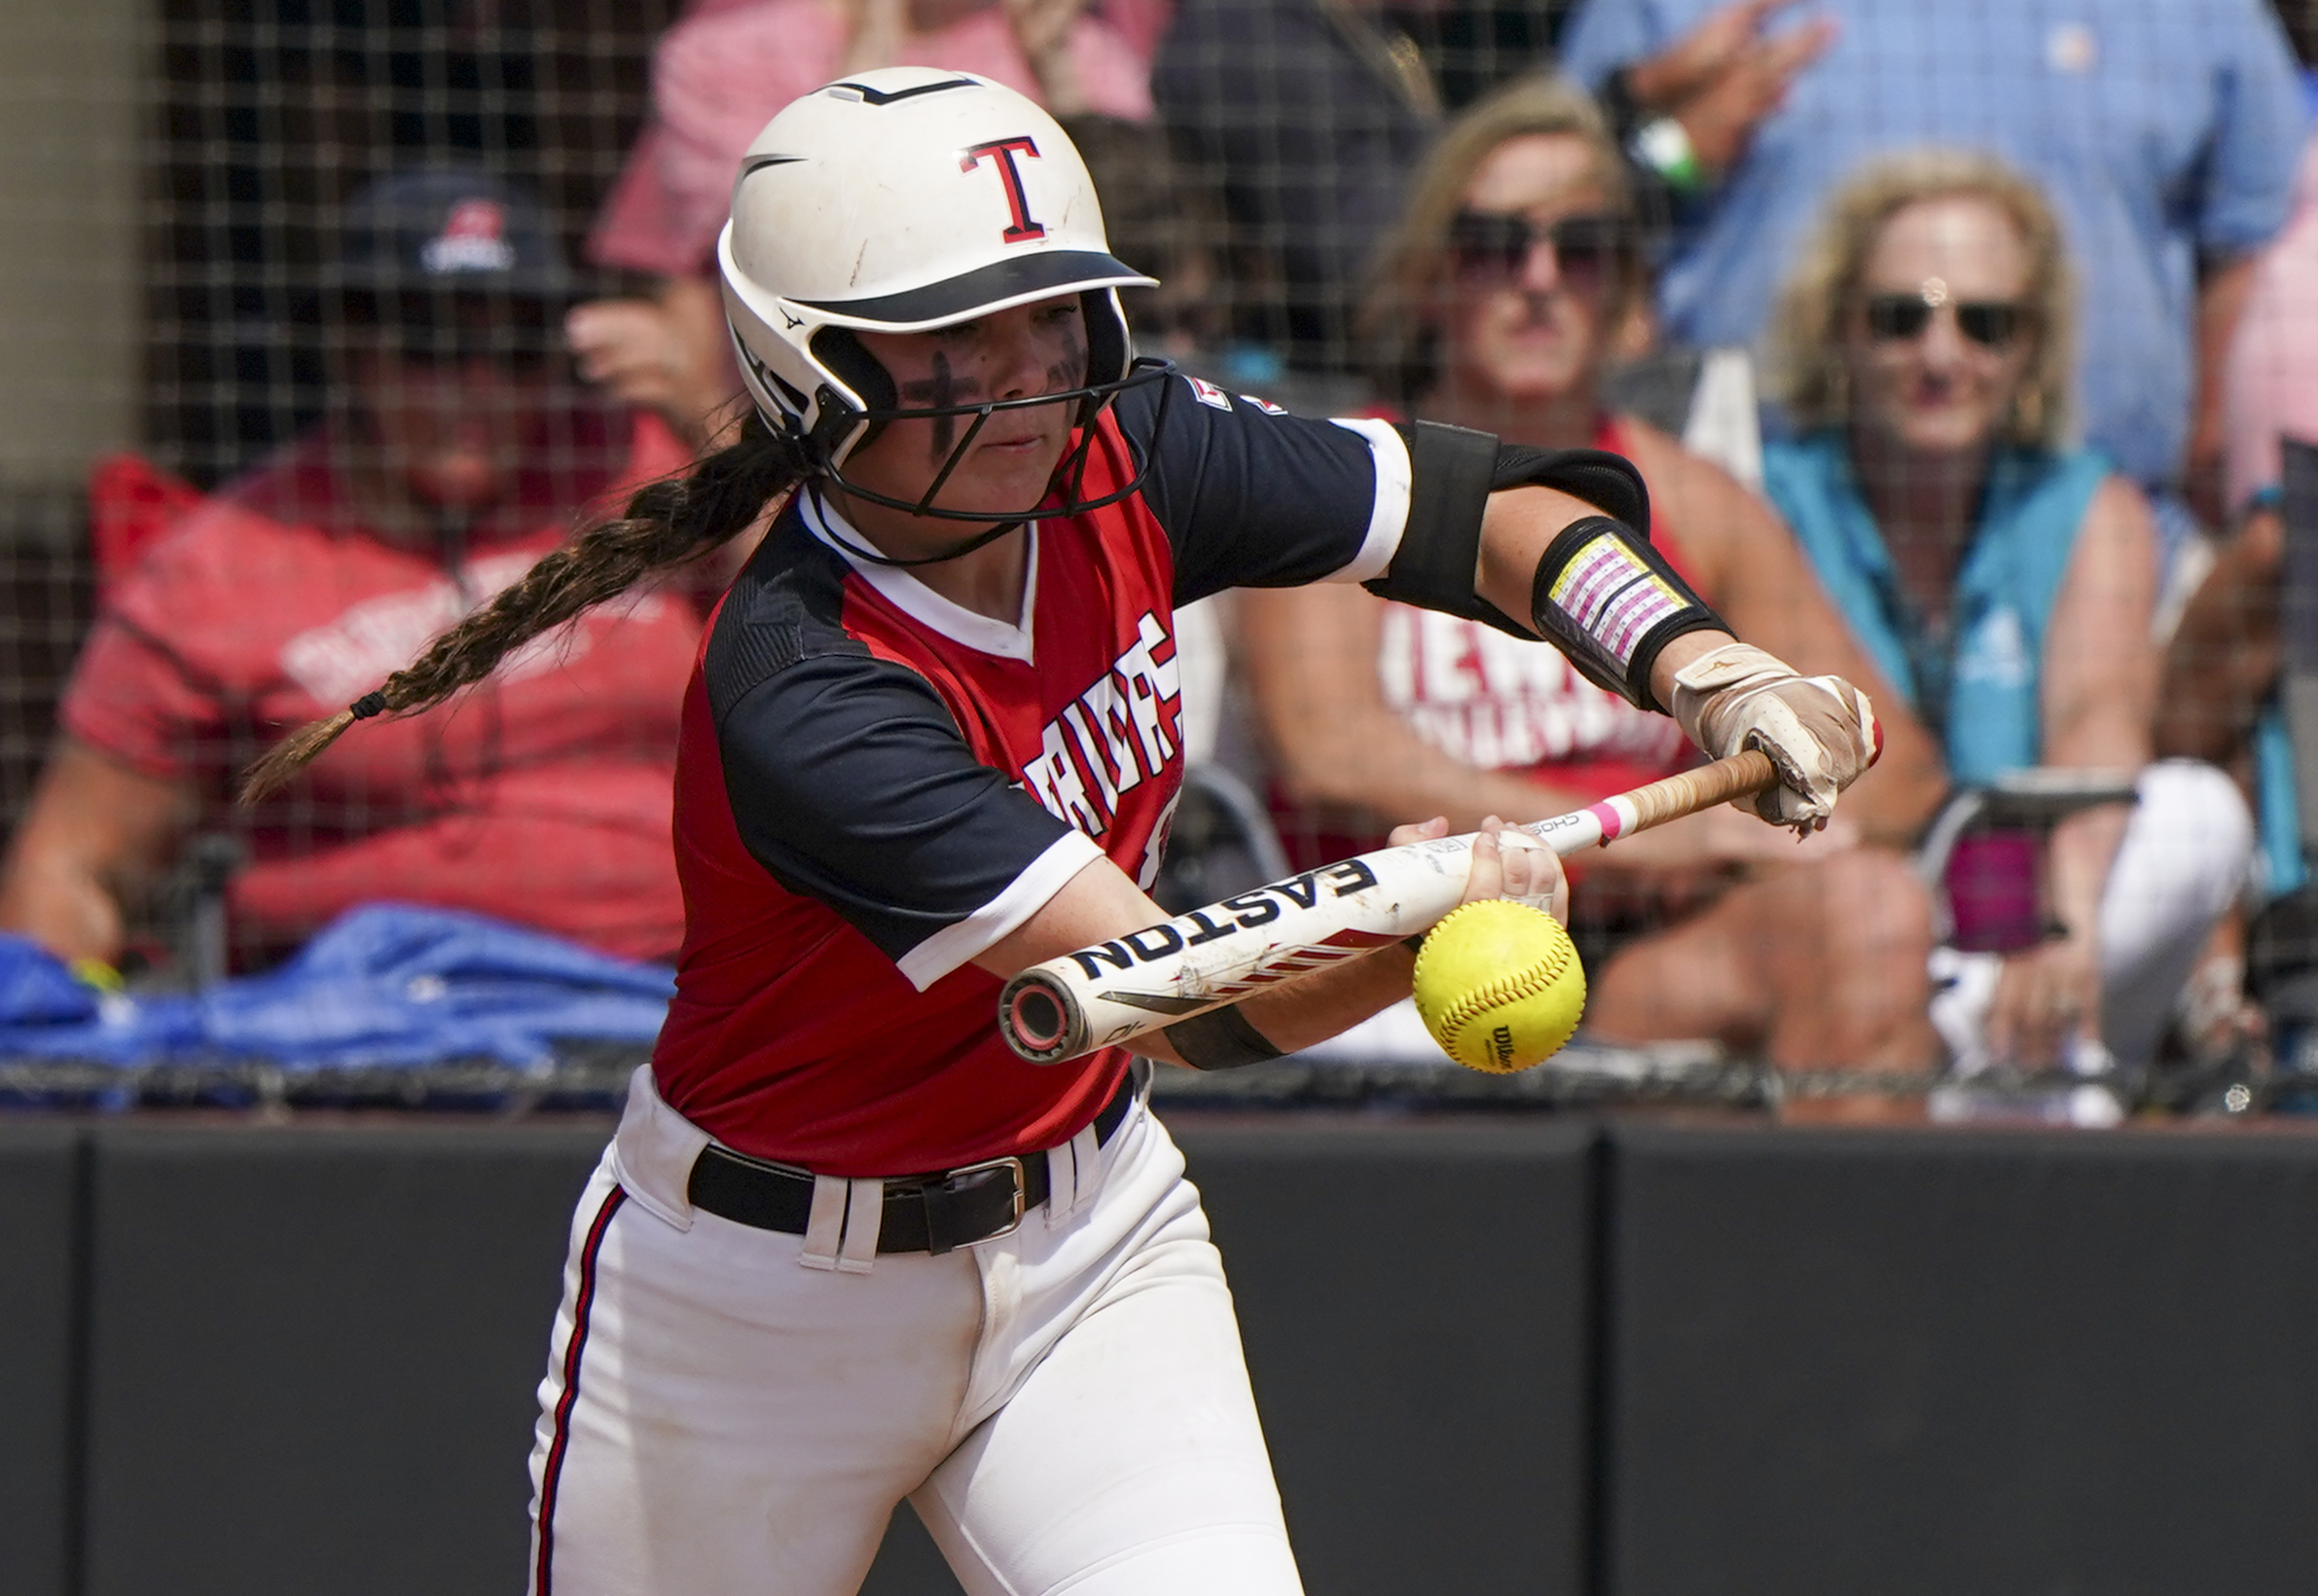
[653,373,1411,1174]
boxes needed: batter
[239,68,1876,1596]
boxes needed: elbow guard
[1360,424,1710,690]
[1360,421,1525,633]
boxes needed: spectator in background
[1238,76,1947,1081]
[2155,35,2318,1043]
[1561,0,2304,543]
[1062,114,1231,367]
[1154,0,1442,386]
[1761,150,2251,1075]
[0,168,702,972]
[2160,127,2318,901]
[567,0,1153,448]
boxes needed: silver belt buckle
[940,1155,1028,1245]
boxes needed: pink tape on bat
[1585,800,1625,841]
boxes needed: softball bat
[998,747,1779,1064]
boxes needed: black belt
[687,1065,1142,1254]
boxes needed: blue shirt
[1561,0,2303,490]
[1763,432,2109,786]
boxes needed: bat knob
[1868,714,1885,768]
[1000,971,1087,1064]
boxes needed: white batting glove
[1668,642,1877,832]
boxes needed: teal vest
[1762,432,2110,787]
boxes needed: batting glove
[1668,642,1877,832]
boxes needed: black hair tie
[349,691,389,720]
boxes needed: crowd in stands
[1237,75,1944,1082]
[15,0,2318,1111]
[0,169,705,971]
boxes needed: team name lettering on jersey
[1022,610,1180,838]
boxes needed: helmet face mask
[806,347,1177,524]
[719,69,1175,528]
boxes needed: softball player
[245,68,1875,1596]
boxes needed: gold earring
[2013,384,2044,443]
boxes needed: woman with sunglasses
[1240,75,1947,1094]
[1763,148,2251,1079]
[0,167,703,975]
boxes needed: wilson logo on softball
[960,136,1046,243]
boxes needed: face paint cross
[960,136,1046,244]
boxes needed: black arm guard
[1360,423,1665,641]
[1164,1003,1286,1071]
[1360,422,1520,633]
[1528,515,1726,713]
[1492,443,1650,530]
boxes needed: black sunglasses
[1864,293,2029,348]
[1448,210,1629,284]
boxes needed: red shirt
[1380,417,1696,792]
[653,374,1410,1173]
[62,412,702,963]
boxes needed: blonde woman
[1762,149,2251,1073]
[1238,75,1946,1083]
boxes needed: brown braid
[238,413,804,805]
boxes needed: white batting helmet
[719,68,1166,516]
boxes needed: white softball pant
[523,1067,1305,1596]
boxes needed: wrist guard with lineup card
[1527,515,1725,714]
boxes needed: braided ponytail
[239,413,804,804]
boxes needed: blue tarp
[0,904,673,1070]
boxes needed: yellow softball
[1410,898,1585,1073]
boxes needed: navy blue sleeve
[708,630,1102,991]
[1112,371,1410,604]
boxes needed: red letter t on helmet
[960,137,1046,243]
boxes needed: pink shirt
[2226,132,2318,511]
[591,0,1154,277]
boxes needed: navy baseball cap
[328,165,579,303]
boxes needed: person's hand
[566,297,690,414]
[1669,642,1878,832]
[1624,0,1794,108]
[1002,0,1089,113]
[1388,815,1571,925]
[1670,13,1833,176]
[838,0,910,72]
[565,287,736,450]
[2184,422,2229,535]
[1003,0,1083,64]
[1986,933,2102,1070]
[1621,0,1835,179]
